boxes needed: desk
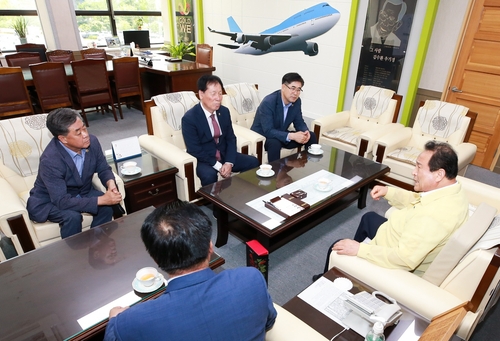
[20,59,215,99]
[197,146,390,252]
[0,207,224,341]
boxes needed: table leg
[358,185,368,209]
[214,207,229,247]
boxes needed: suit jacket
[27,135,115,223]
[182,103,237,166]
[251,90,309,143]
[104,267,277,341]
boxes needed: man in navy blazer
[182,75,259,186]
[251,72,317,162]
[27,108,123,239]
[104,202,277,341]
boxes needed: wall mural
[208,2,340,56]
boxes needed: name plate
[111,136,142,161]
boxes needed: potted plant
[13,16,28,44]
[160,41,196,60]
[136,17,144,30]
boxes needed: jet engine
[304,41,319,56]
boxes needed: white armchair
[222,83,299,164]
[328,176,500,340]
[373,100,477,189]
[312,86,403,159]
[139,92,253,202]
[0,114,125,254]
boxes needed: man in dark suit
[251,72,317,162]
[182,75,259,186]
[104,202,277,341]
[27,108,122,239]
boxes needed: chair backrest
[80,48,107,60]
[348,86,399,128]
[112,56,141,95]
[222,83,260,129]
[5,52,42,68]
[29,62,72,112]
[71,59,110,93]
[196,44,213,67]
[46,49,74,63]
[409,100,472,148]
[150,92,199,149]
[15,43,47,62]
[0,67,34,118]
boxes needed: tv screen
[123,30,150,49]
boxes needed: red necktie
[210,114,221,161]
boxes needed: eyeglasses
[284,83,303,93]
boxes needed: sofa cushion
[322,126,362,146]
[422,203,497,286]
[386,146,421,165]
[352,85,394,119]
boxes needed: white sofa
[329,176,500,340]
[0,114,125,253]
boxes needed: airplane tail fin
[227,16,242,33]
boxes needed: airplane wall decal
[208,2,340,56]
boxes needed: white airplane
[208,2,340,56]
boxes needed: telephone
[344,291,402,327]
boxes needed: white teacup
[310,144,322,152]
[259,164,272,176]
[136,267,161,287]
[121,161,137,170]
[317,177,331,190]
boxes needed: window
[73,0,163,48]
[0,0,46,52]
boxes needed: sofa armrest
[312,111,350,137]
[329,252,464,320]
[265,304,327,341]
[454,143,478,171]
[233,124,265,161]
[0,177,40,250]
[91,172,127,213]
[359,123,404,156]
[373,127,413,161]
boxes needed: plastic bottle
[365,321,385,341]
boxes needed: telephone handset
[344,290,402,326]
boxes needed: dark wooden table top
[0,206,224,341]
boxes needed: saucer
[308,148,324,155]
[132,274,165,293]
[121,166,141,176]
[315,183,333,192]
[256,169,275,178]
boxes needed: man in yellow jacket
[314,141,468,279]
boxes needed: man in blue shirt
[251,72,317,162]
[104,202,277,341]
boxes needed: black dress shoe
[312,273,323,282]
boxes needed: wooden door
[444,0,500,170]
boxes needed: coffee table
[283,267,429,340]
[197,146,389,252]
[0,206,224,341]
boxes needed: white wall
[202,0,352,120]
[418,0,469,92]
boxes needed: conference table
[0,206,225,341]
[20,59,215,99]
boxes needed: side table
[108,152,178,213]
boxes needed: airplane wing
[218,43,240,50]
[208,27,292,51]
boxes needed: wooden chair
[196,44,213,67]
[112,56,144,118]
[80,48,107,60]
[0,67,34,118]
[15,43,47,62]
[70,59,118,126]
[5,52,42,68]
[46,49,74,63]
[29,62,73,113]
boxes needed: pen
[263,200,276,208]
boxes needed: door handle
[451,86,463,93]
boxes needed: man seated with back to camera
[104,202,277,341]
[251,72,317,162]
[313,141,469,280]
[182,75,259,186]
[27,108,123,239]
